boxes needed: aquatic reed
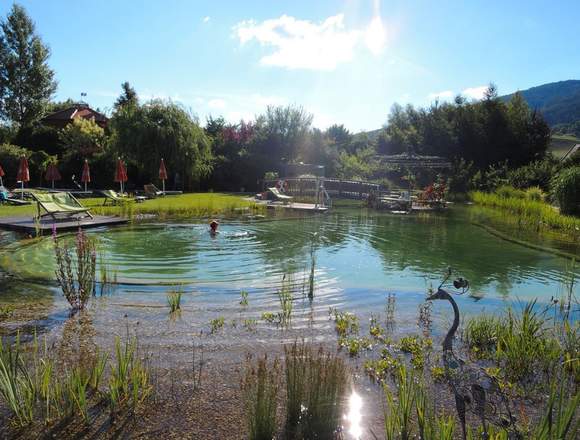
[242,355,280,440]
[278,275,293,327]
[284,341,348,437]
[166,288,183,313]
[470,190,580,234]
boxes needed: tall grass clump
[284,341,348,438]
[166,287,183,313]
[108,336,151,417]
[53,228,97,311]
[533,379,579,439]
[242,355,280,440]
[470,188,580,234]
[0,335,35,426]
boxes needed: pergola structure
[377,152,452,169]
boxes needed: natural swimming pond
[0,205,578,438]
[0,206,577,337]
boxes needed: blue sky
[3,0,580,131]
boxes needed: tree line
[0,3,556,193]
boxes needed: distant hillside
[501,80,580,126]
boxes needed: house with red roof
[41,103,108,129]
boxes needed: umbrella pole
[52,180,55,190]
[0,176,3,186]
[163,179,165,195]
[21,181,24,200]
[84,182,87,192]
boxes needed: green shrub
[525,186,546,202]
[508,159,558,191]
[496,185,525,199]
[551,166,580,215]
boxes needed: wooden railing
[262,178,381,200]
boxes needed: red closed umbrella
[159,158,168,195]
[81,160,91,192]
[16,156,30,199]
[45,163,62,189]
[114,158,128,194]
[0,164,4,187]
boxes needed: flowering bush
[53,227,96,311]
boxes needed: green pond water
[0,206,578,310]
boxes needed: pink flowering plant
[53,226,97,311]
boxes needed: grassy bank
[0,193,263,220]
[470,190,580,236]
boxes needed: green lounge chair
[32,192,92,220]
[268,187,293,203]
[102,190,146,205]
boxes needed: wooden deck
[0,215,128,234]
[265,202,329,212]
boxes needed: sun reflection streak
[346,391,363,439]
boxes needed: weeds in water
[370,314,386,340]
[384,365,416,440]
[210,317,225,333]
[167,287,183,313]
[242,355,280,440]
[308,253,316,301]
[339,336,373,357]
[240,290,249,306]
[386,292,396,331]
[278,275,293,327]
[398,335,432,370]
[0,305,14,320]
[243,319,257,331]
[108,336,151,417]
[66,366,90,423]
[261,312,277,323]
[284,341,348,438]
[470,190,580,235]
[53,228,97,311]
[333,310,359,336]
[0,335,35,426]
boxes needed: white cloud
[203,16,210,23]
[251,94,287,107]
[428,90,454,101]
[462,86,488,100]
[208,98,226,109]
[234,14,359,71]
[226,110,254,122]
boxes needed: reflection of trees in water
[364,211,545,293]
[252,213,352,275]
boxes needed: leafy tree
[110,100,212,190]
[114,82,138,109]
[0,4,57,126]
[59,117,106,158]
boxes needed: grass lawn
[0,192,263,219]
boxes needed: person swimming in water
[209,219,219,235]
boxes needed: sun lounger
[144,183,182,197]
[102,190,146,205]
[268,187,293,203]
[32,191,93,220]
[144,184,163,199]
[0,188,31,205]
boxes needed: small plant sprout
[167,287,183,313]
[240,290,249,306]
[210,317,225,333]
